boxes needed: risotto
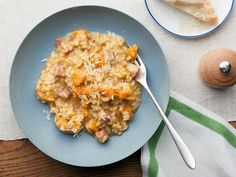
[36,29,142,143]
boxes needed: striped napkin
[141,91,236,177]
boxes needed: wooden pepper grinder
[199,48,236,89]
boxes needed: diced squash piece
[55,117,69,131]
[118,83,132,99]
[36,86,55,102]
[74,86,92,97]
[86,119,99,132]
[123,105,132,114]
[73,123,81,130]
[72,69,86,86]
[126,45,138,60]
[72,31,79,38]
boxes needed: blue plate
[10,6,169,167]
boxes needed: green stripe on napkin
[147,96,236,177]
[147,122,164,177]
[168,97,236,148]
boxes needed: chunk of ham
[55,39,62,48]
[95,129,109,143]
[127,63,139,78]
[54,64,66,77]
[55,86,71,99]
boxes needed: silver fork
[133,48,196,169]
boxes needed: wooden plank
[229,121,236,128]
[0,139,142,177]
[0,121,235,177]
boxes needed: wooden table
[1,121,235,177]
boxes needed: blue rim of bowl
[144,0,235,39]
[9,5,169,167]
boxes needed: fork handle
[144,85,196,169]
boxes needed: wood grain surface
[0,121,235,177]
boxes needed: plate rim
[144,0,235,39]
[9,5,170,167]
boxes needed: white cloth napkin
[141,91,236,177]
[0,0,236,140]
